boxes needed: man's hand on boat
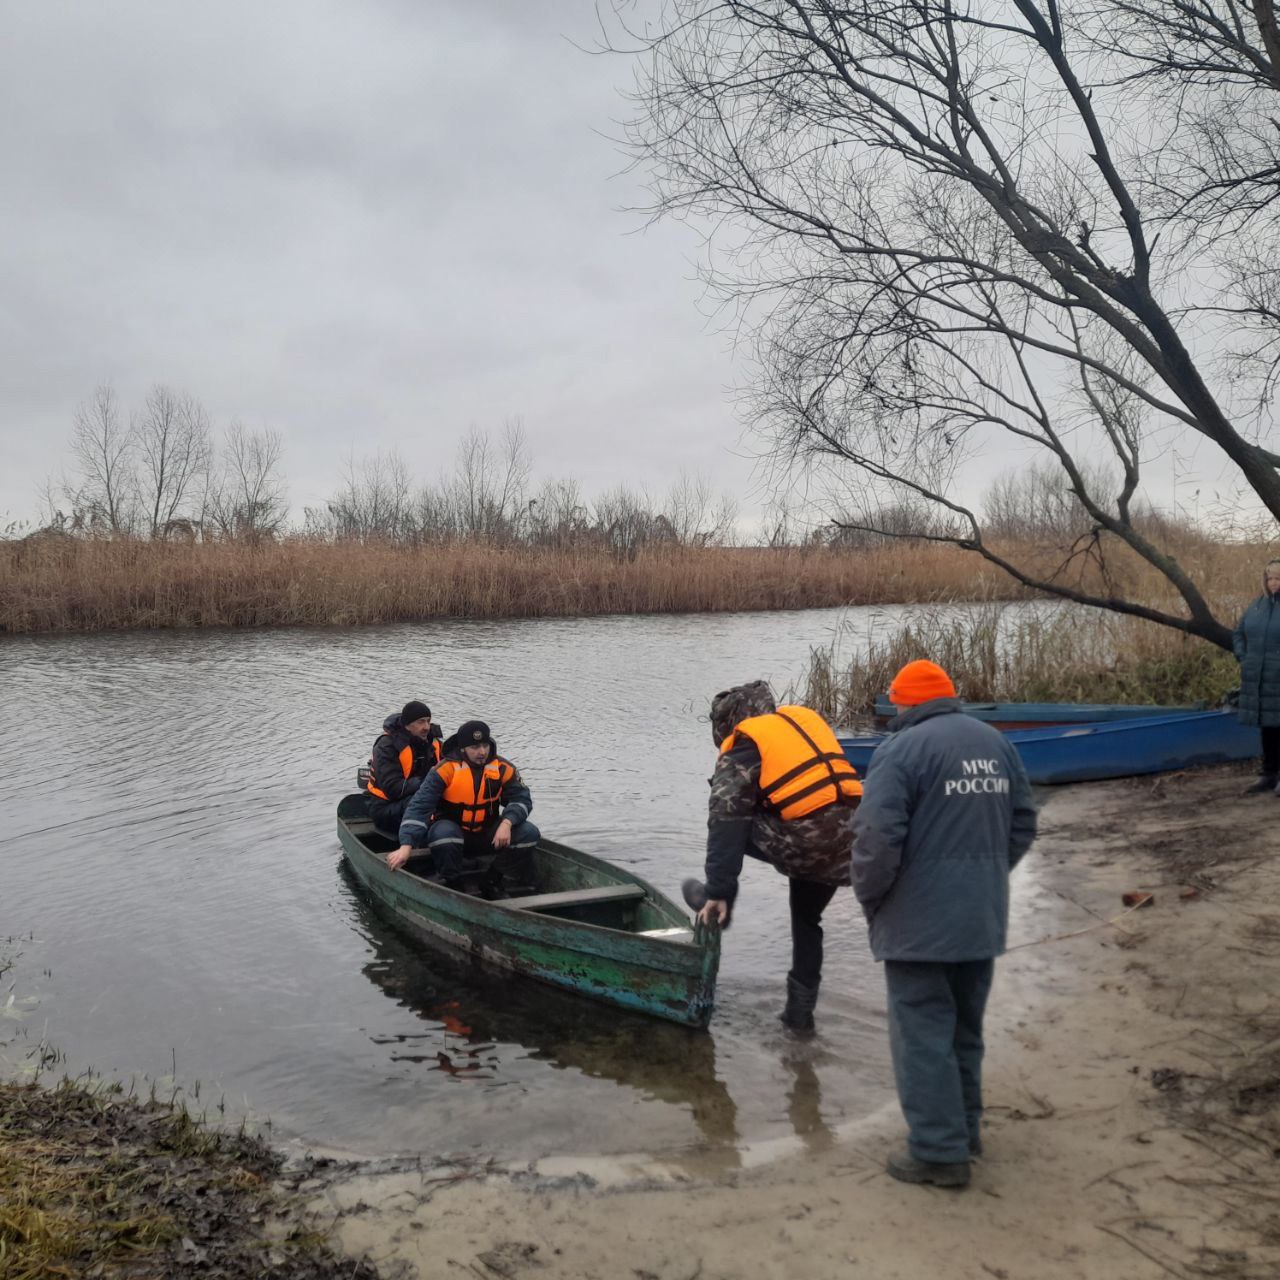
[386,819,514,872]
[697,899,731,928]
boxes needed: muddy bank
[0,1080,381,1280]
[308,767,1280,1280]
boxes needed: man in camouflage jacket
[690,680,859,1033]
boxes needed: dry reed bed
[0,535,1270,642]
[0,538,1028,633]
[792,538,1274,720]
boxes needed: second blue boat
[841,709,1256,785]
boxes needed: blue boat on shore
[871,694,1199,729]
[841,709,1256,785]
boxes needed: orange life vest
[366,735,441,801]
[436,758,516,831]
[721,705,862,820]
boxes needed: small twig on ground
[1084,1159,1160,1189]
[1213,859,1268,883]
[1179,1132,1260,1177]
[1095,1224,1188,1279]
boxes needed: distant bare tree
[327,449,413,540]
[135,386,213,538]
[525,477,589,547]
[663,471,740,546]
[207,422,288,539]
[409,476,460,544]
[493,418,533,535]
[983,460,1121,542]
[825,497,957,549]
[452,419,532,540]
[618,0,1280,648]
[68,385,137,533]
[594,485,664,559]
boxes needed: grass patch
[0,1079,379,1280]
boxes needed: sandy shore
[306,768,1280,1280]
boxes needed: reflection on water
[784,1052,837,1155]
[346,863,741,1166]
[1,608,902,1160]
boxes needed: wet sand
[306,768,1280,1280]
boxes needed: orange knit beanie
[888,659,957,707]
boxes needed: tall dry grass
[790,522,1274,722]
[0,536,1029,634]
[0,533,1270,642]
[797,603,1249,728]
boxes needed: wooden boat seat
[509,884,646,913]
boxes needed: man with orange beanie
[852,660,1037,1187]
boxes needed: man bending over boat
[388,719,539,893]
[682,681,863,1035]
[364,700,445,835]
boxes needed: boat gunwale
[871,694,1202,721]
[839,708,1253,786]
[842,707,1240,749]
[337,805,711,958]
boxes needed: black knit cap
[401,700,432,724]
[455,719,492,747]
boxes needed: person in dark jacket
[1234,559,1280,794]
[683,681,863,1034]
[851,660,1037,1188]
[388,719,539,891]
[364,700,444,833]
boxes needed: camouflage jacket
[704,737,857,901]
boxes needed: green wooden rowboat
[336,794,720,1028]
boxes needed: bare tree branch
[614,0,1280,648]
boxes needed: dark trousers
[367,794,412,835]
[789,878,839,989]
[1262,727,1280,776]
[884,958,996,1164]
[426,817,539,883]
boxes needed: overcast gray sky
[0,1,765,526]
[1,1,1260,539]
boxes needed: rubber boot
[1243,773,1278,795]
[886,1151,971,1188]
[780,973,819,1036]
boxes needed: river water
[1,606,965,1168]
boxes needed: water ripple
[1,608,898,1160]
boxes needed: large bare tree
[618,0,1280,647]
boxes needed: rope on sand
[1006,900,1150,951]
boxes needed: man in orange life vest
[684,681,863,1034]
[387,719,539,889]
[364,700,444,834]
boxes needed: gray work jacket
[851,699,1037,962]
